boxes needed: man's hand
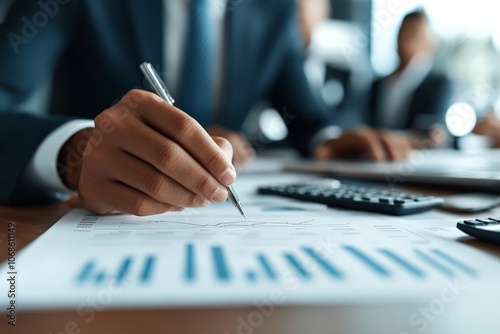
[58,89,237,216]
[474,112,500,148]
[314,127,415,162]
[206,126,255,167]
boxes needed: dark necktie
[176,0,214,127]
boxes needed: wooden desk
[0,202,72,263]
[1,200,500,334]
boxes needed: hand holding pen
[140,62,246,217]
[60,74,239,216]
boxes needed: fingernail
[211,187,228,203]
[219,168,236,185]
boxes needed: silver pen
[140,62,246,218]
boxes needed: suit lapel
[125,0,163,70]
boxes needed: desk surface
[1,185,500,334]
[0,201,440,334]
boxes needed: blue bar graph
[76,256,155,285]
[257,254,276,281]
[141,255,155,283]
[344,246,390,277]
[95,271,106,284]
[431,249,477,277]
[414,249,454,277]
[302,247,343,279]
[185,244,195,281]
[116,257,132,284]
[212,246,231,281]
[77,260,95,283]
[246,270,257,283]
[379,249,425,278]
[284,253,311,280]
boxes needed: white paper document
[2,195,500,310]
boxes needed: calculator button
[476,219,498,225]
[463,220,485,226]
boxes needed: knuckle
[206,150,226,171]
[146,172,167,198]
[95,106,129,134]
[130,196,150,216]
[94,110,118,130]
[186,194,204,207]
[194,174,214,196]
[214,137,233,159]
[175,115,198,138]
[125,89,146,103]
[155,143,182,168]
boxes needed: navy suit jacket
[0,0,332,204]
[369,72,453,130]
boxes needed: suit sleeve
[0,0,80,204]
[368,79,382,127]
[268,1,334,156]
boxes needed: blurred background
[247,0,500,152]
[3,0,500,151]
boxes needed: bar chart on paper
[74,243,477,288]
[8,209,500,309]
[76,255,156,285]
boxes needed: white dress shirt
[22,0,227,197]
[377,54,433,129]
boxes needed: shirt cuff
[22,119,95,197]
[308,125,343,153]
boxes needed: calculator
[258,180,444,216]
[457,218,500,244]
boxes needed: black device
[258,181,444,216]
[457,218,500,244]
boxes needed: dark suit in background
[0,0,332,204]
[368,72,453,131]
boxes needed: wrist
[57,128,94,190]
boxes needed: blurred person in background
[298,4,446,161]
[368,10,453,150]
[474,112,500,147]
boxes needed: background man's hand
[206,126,255,168]
[58,89,237,216]
[314,127,415,162]
[474,112,500,148]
